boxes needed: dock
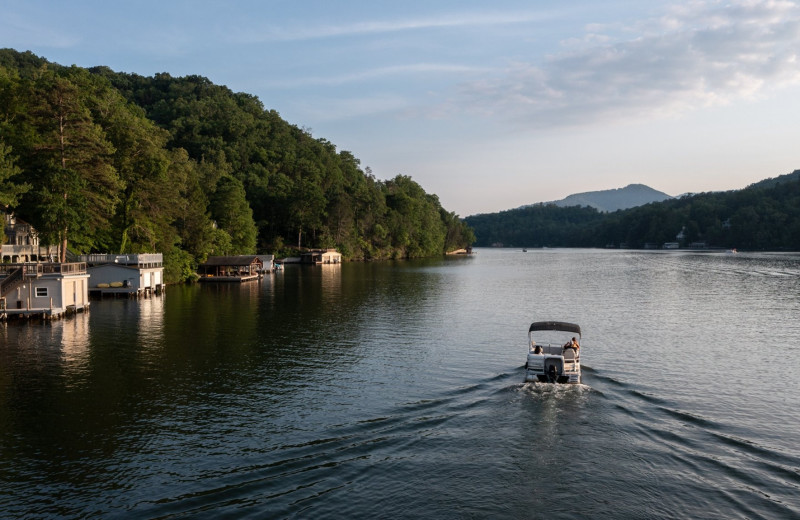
[198,255,264,282]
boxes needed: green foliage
[0,49,476,279]
[466,173,800,251]
[162,245,197,284]
[466,204,605,248]
[382,175,447,258]
[210,175,257,254]
[0,140,30,244]
[2,63,123,259]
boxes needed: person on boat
[532,342,542,354]
[564,337,579,351]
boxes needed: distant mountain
[544,183,672,212]
[465,169,800,250]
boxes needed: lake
[2,248,799,519]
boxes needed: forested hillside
[466,171,800,250]
[0,49,474,281]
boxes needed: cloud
[287,93,415,123]
[458,0,800,129]
[259,63,489,88]
[236,10,558,43]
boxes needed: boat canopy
[529,321,581,337]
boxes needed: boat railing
[562,348,580,372]
[530,344,567,356]
[530,343,580,372]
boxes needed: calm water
[2,249,800,519]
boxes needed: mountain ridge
[463,169,800,250]
[538,183,672,212]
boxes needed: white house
[0,262,90,319]
[1,214,58,262]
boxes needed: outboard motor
[544,358,563,383]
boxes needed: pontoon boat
[524,321,582,384]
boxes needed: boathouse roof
[201,255,262,267]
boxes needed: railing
[530,343,580,372]
[0,262,87,277]
[81,253,163,267]
[0,267,23,297]
[532,344,568,356]
[64,249,81,262]
[54,262,87,275]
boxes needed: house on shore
[0,262,90,320]
[301,249,342,264]
[1,214,58,263]
[82,253,164,298]
[198,256,263,282]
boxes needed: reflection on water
[1,251,800,518]
[60,313,90,367]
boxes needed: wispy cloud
[457,0,800,129]
[238,10,558,43]
[290,93,415,123]
[259,63,489,88]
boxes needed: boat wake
[517,381,592,402]
[583,369,800,518]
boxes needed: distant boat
[726,248,738,254]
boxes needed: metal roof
[200,255,262,266]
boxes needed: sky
[2,0,800,216]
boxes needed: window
[35,287,48,297]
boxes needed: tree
[0,141,30,244]
[170,149,216,263]
[290,173,326,248]
[210,175,257,254]
[107,111,178,254]
[0,141,28,208]
[18,68,121,260]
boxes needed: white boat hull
[525,351,580,384]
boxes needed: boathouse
[82,253,164,297]
[0,262,90,320]
[256,254,275,273]
[198,255,263,282]
[301,249,342,264]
